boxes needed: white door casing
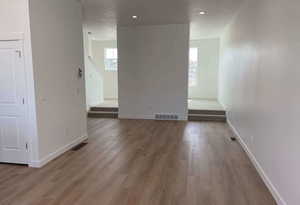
[0,40,28,164]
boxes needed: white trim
[23,0,40,167]
[227,119,287,205]
[29,135,88,168]
[0,32,24,41]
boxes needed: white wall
[219,0,300,204]
[189,39,220,100]
[0,0,28,33]
[118,24,189,120]
[0,0,39,163]
[92,40,118,100]
[29,0,87,163]
[84,31,103,108]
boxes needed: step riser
[88,114,225,121]
[91,109,224,115]
[90,107,119,112]
[88,109,226,121]
[188,110,226,115]
[188,115,226,122]
[88,112,118,118]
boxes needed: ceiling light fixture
[199,11,207,15]
[132,15,138,19]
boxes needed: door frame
[0,32,39,166]
[0,39,29,164]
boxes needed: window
[189,47,198,87]
[104,48,118,71]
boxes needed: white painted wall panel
[219,0,300,204]
[84,32,104,108]
[29,0,87,160]
[189,39,220,99]
[91,40,118,100]
[118,24,189,120]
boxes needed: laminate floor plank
[0,119,276,205]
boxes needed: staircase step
[188,109,226,115]
[90,107,119,112]
[88,111,118,118]
[188,114,226,122]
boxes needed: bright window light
[189,47,198,87]
[104,48,118,71]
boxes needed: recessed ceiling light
[132,15,138,19]
[199,11,207,15]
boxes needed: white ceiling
[82,0,244,40]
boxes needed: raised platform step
[90,107,119,112]
[88,111,118,118]
[188,108,226,122]
[188,114,226,122]
[88,107,226,121]
[188,109,225,115]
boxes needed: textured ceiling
[82,0,244,40]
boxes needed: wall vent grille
[155,113,179,120]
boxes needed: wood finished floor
[0,119,276,205]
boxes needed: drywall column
[117,24,189,120]
[29,0,87,166]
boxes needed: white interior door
[0,41,28,164]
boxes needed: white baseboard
[227,119,287,205]
[29,134,88,168]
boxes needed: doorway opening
[84,32,119,118]
[188,39,226,121]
